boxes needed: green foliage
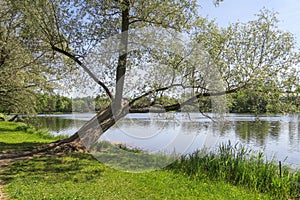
[195,9,300,114]
[15,123,29,132]
[229,89,300,114]
[0,1,79,115]
[155,96,179,107]
[35,94,110,114]
[72,96,95,113]
[167,142,300,199]
[130,96,179,109]
[2,1,299,116]
[0,4,73,115]
[94,95,110,111]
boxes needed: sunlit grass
[0,121,66,152]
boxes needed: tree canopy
[195,9,300,113]
[2,1,298,115]
[0,1,76,114]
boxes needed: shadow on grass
[0,127,18,132]
[0,153,104,185]
[0,142,48,153]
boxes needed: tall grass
[167,141,300,199]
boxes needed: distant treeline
[2,90,299,114]
[35,94,110,113]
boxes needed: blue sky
[199,0,300,46]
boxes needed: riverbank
[0,121,298,199]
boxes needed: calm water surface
[31,113,300,166]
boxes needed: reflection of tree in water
[269,121,280,138]
[212,121,233,136]
[235,121,280,146]
[288,121,300,148]
[180,122,206,134]
[119,118,152,127]
[29,116,78,133]
[117,116,234,137]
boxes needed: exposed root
[0,133,88,166]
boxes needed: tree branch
[129,18,177,29]
[129,84,248,113]
[165,84,248,112]
[129,85,178,106]
[51,45,113,100]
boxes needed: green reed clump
[167,141,300,199]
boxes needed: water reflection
[235,121,276,146]
[30,113,300,165]
[28,115,85,136]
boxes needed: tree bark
[114,0,130,111]
[8,114,18,122]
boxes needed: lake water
[30,113,300,167]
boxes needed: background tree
[0,1,75,114]
[195,9,300,114]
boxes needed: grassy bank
[1,153,273,200]
[0,121,66,153]
[0,121,296,199]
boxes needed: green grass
[90,141,178,172]
[0,153,272,200]
[0,121,289,199]
[0,121,66,152]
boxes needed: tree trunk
[114,0,129,111]
[8,114,18,122]
[42,100,129,153]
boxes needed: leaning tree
[2,0,299,155]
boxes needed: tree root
[0,134,88,165]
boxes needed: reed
[167,141,300,199]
